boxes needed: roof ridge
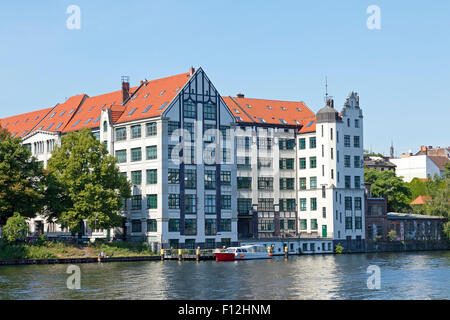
[229,96,256,123]
[60,94,88,132]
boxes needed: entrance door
[322,225,327,238]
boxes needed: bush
[2,213,29,243]
[335,243,344,254]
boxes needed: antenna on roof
[121,76,130,83]
[324,77,334,107]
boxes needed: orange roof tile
[115,72,192,124]
[31,94,86,133]
[298,117,316,133]
[410,195,432,205]
[223,96,315,126]
[0,107,55,138]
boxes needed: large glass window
[205,219,216,235]
[146,146,157,160]
[309,137,316,148]
[310,198,317,211]
[354,176,361,189]
[220,171,231,185]
[258,198,274,211]
[279,158,294,170]
[131,195,142,210]
[168,219,180,232]
[146,169,157,184]
[204,104,216,120]
[310,177,317,189]
[131,125,141,139]
[345,197,352,210]
[237,177,252,189]
[184,122,195,142]
[310,157,317,168]
[344,135,350,147]
[168,168,179,184]
[183,102,196,119]
[147,194,157,209]
[146,122,157,136]
[300,219,307,230]
[354,136,360,148]
[221,195,231,210]
[168,121,180,136]
[131,220,141,232]
[345,217,353,230]
[168,194,180,209]
[147,219,157,232]
[185,169,196,189]
[185,219,197,235]
[299,178,306,190]
[354,156,361,168]
[355,197,362,210]
[299,138,306,150]
[115,150,127,163]
[344,155,351,168]
[205,195,216,214]
[237,198,252,215]
[279,199,296,211]
[280,178,295,190]
[258,177,273,190]
[131,147,142,162]
[185,194,197,214]
[355,216,362,229]
[311,219,318,230]
[131,171,142,185]
[299,158,306,169]
[345,176,351,188]
[205,170,216,190]
[221,219,231,232]
[115,127,126,141]
[300,198,307,211]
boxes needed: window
[344,155,351,168]
[131,220,142,233]
[131,195,142,210]
[146,146,157,160]
[205,195,216,214]
[322,186,326,198]
[185,194,197,214]
[103,121,108,132]
[185,169,196,189]
[258,198,274,211]
[168,219,180,232]
[205,219,216,235]
[280,178,295,190]
[345,217,353,230]
[168,194,180,209]
[257,157,272,169]
[345,197,352,210]
[354,136,360,148]
[205,238,216,249]
[344,135,350,147]
[146,122,157,136]
[221,219,232,232]
[115,150,127,163]
[168,168,179,184]
[131,147,142,162]
[221,195,231,210]
[204,104,216,120]
[168,121,180,136]
[355,217,362,229]
[279,158,294,170]
[279,138,295,150]
[345,176,351,188]
[299,178,306,190]
[147,219,157,232]
[237,156,251,168]
[354,156,361,168]
[205,170,216,190]
[238,198,252,215]
[300,219,307,230]
[237,177,252,189]
[183,122,195,142]
[258,177,273,190]
[147,194,157,209]
[146,169,157,184]
[330,128,333,140]
[131,125,141,139]
[220,171,231,185]
[322,207,326,218]
[184,219,197,236]
[310,198,317,211]
[279,199,296,211]
[355,197,362,210]
[299,158,306,169]
[131,171,142,185]
[354,176,361,189]
[299,138,306,150]
[300,198,307,211]
[115,127,126,141]
[309,137,316,148]
[310,157,317,168]
[355,119,360,128]
[310,177,317,189]
[184,102,196,118]
[311,219,318,230]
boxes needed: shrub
[335,243,344,254]
[2,213,29,243]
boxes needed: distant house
[364,155,396,172]
[390,146,450,182]
[410,195,432,205]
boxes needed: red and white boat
[214,245,272,261]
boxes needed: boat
[214,245,272,261]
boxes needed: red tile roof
[115,72,192,124]
[410,195,432,205]
[428,156,450,171]
[31,94,86,133]
[0,107,55,138]
[222,96,315,126]
[298,117,316,133]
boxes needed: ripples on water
[0,251,448,300]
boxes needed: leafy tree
[0,127,46,226]
[364,169,412,212]
[408,178,428,201]
[47,129,131,236]
[2,213,29,243]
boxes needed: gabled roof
[410,195,432,205]
[31,94,86,133]
[115,72,192,124]
[298,117,316,133]
[222,96,315,126]
[428,156,450,171]
[0,107,55,138]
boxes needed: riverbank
[0,240,158,262]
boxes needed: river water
[0,251,449,300]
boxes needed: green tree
[407,178,427,201]
[47,129,131,236]
[2,213,29,243]
[0,127,46,226]
[364,169,412,212]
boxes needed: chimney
[237,93,245,98]
[190,67,195,76]
[121,76,130,103]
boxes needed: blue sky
[0,0,448,156]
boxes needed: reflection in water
[0,251,448,300]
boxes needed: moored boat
[214,245,272,261]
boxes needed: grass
[0,240,157,261]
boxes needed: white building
[391,153,449,182]
[0,68,365,252]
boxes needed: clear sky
[0,0,448,156]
